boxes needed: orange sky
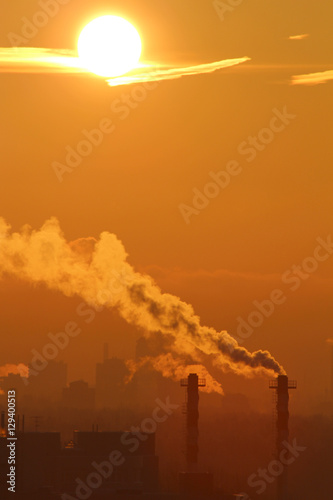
[0,0,332,412]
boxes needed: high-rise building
[95,357,128,409]
[62,380,95,410]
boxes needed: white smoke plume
[0,218,285,392]
[0,363,28,378]
[126,353,224,395]
[0,363,29,395]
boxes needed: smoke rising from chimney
[126,353,224,395]
[0,218,285,389]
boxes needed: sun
[78,16,142,78]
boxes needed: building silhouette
[96,356,129,409]
[62,380,95,410]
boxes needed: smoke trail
[126,353,224,395]
[0,218,285,388]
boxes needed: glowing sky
[0,0,332,411]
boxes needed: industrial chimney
[269,374,297,500]
[180,373,206,470]
[179,373,214,497]
[325,339,333,404]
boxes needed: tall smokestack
[330,344,333,403]
[181,373,206,470]
[269,374,297,500]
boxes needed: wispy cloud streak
[291,69,333,86]
[0,48,83,74]
[288,34,309,41]
[0,47,250,85]
[106,58,250,86]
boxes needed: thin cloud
[0,48,83,74]
[106,58,250,86]
[291,69,333,86]
[0,47,250,86]
[288,34,309,41]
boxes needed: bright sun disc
[78,16,142,77]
